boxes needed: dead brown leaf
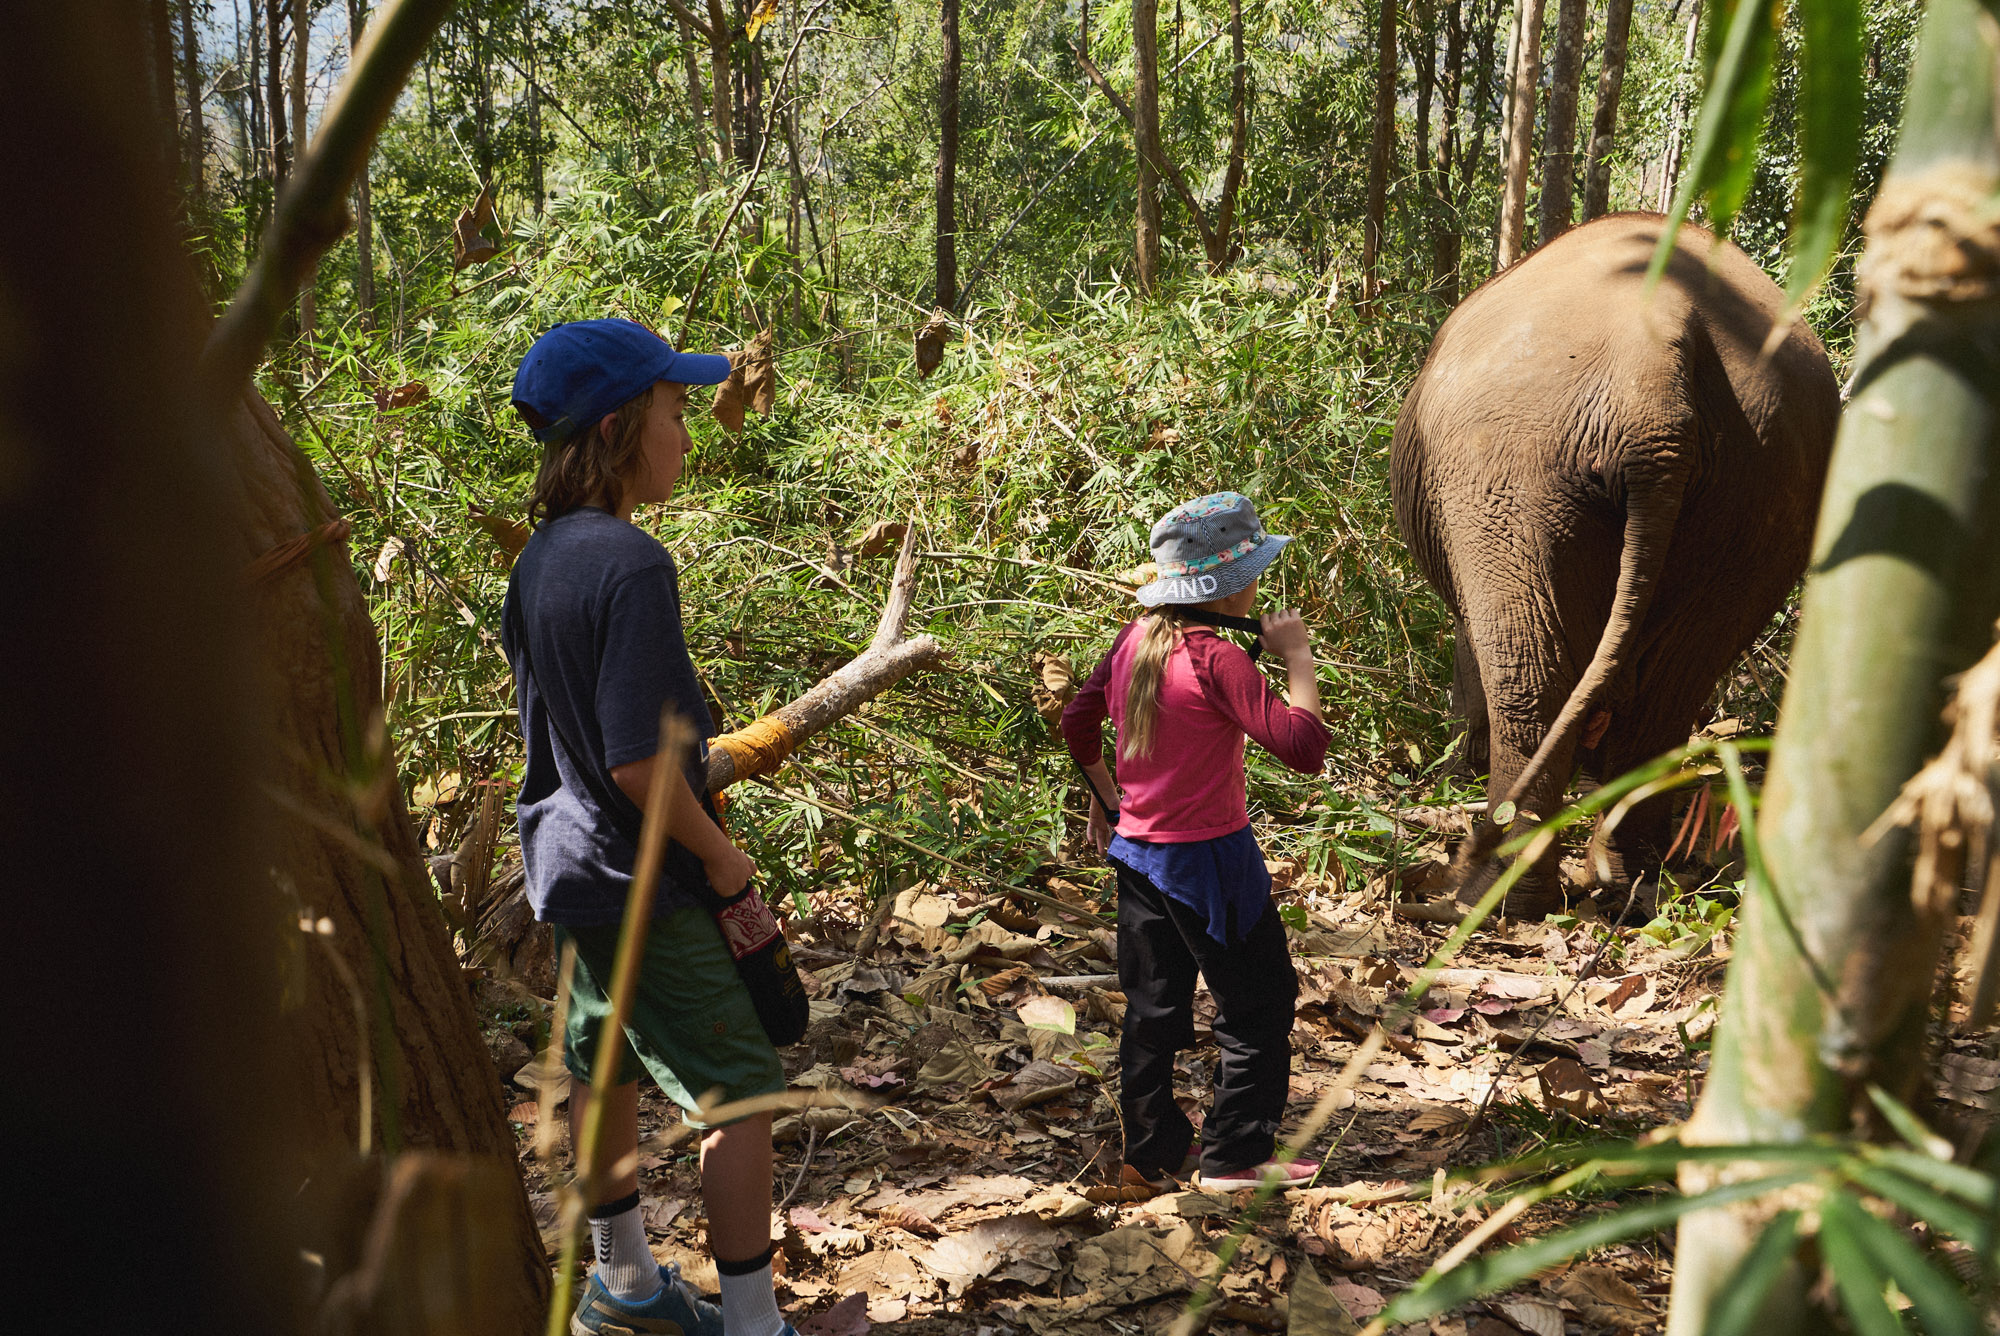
[1491,1296,1565,1336]
[1535,1058,1610,1119]
[711,327,776,432]
[372,380,430,412]
[1551,1265,1652,1329]
[467,503,530,560]
[879,1203,940,1237]
[451,184,499,270]
[915,308,951,378]
[917,1214,1062,1295]
[795,1293,870,1336]
[853,520,908,558]
[1287,1260,1358,1334]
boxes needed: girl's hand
[1260,608,1314,663]
[702,840,757,899]
[1087,798,1115,854]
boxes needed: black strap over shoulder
[1174,606,1265,661]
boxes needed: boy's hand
[701,840,756,899]
[1260,608,1314,663]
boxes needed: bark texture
[1131,0,1164,293]
[1536,0,1586,245]
[1582,0,1632,220]
[292,0,315,346]
[349,0,376,323]
[232,392,551,1327]
[180,0,208,203]
[936,0,960,311]
[1362,0,1398,304]
[1496,0,1542,267]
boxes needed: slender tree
[1433,0,1469,302]
[704,0,734,172]
[149,0,182,179]
[264,0,289,188]
[1131,0,1165,293]
[1582,0,1632,220]
[1362,0,1398,304]
[1495,0,1542,267]
[935,0,960,310]
[347,0,374,325]
[179,0,208,207]
[291,0,314,348]
[1667,0,2000,1327]
[1536,0,1586,245]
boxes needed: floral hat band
[1134,491,1292,608]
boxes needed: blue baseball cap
[511,319,734,444]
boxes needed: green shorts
[555,907,786,1128]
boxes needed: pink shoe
[1196,1157,1321,1191]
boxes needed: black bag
[506,593,810,1047]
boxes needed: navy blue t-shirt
[502,507,716,926]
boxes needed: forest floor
[477,832,1999,1336]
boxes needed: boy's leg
[702,1113,785,1336]
[568,1080,659,1302]
[1114,861,1201,1179]
[1181,903,1299,1175]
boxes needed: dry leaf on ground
[917,1214,1062,1295]
[1551,1264,1652,1329]
[795,1292,870,1336]
[1287,1260,1358,1334]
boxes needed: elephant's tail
[1468,473,1687,861]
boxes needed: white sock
[716,1247,784,1336]
[589,1192,661,1303]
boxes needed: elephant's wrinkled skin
[1390,214,1839,912]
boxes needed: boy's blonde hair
[522,384,657,528]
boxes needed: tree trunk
[705,0,733,172]
[523,0,543,214]
[1655,7,1699,212]
[935,0,960,311]
[1495,0,1541,268]
[1432,0,1468,302]
[1535,0,1585,246]
[678,13,711,182]
[6,7,301,1330]
[149,0,181,181]
[1459,0,1500,201]
[180,0,208,206]
[1497,0,1520,178]
[1209,0,1248,271]
[348,0,375,326]
[1131,0,1164,294]
[1361,0,1397,305]
[1534,4,1584,238]
[1665,0,2000,1329]
[1581,0,1631,220]
[291,0,315,350]
[1412,0,1435,202]
[265,0,289,188]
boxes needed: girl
[504,319,796,1336]
[1061,492,1329,1190]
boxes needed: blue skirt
[1108,824,1272,946]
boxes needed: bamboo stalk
[1666,0,2000,1328]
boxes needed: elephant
[1389,213,1841,914]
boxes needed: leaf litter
[483,841,1998,1335]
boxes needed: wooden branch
[1069,39,1219,257]
[704,523,943,792]
[661,0,714,41]
[199,0,455,416]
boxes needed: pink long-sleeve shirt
[1061,621,1329,841]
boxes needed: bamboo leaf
[1834,1188,1987,1336]
[1819,1193,1910,1336]
[1706,1209,1801,1336]
[1788,0,1865,304]
[1649,0,1784,284]
[1849,1164,1997,1263]
[1871,1147,2000,1209]
[1867,1085,1957,1161]
[1371,1170,1811,1326]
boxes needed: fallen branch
[705,522,943,792]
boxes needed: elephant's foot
[1452,850,1568,921]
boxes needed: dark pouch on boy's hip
[706,881,810,1047]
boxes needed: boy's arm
[611,754,756,897]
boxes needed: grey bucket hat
[1134,492,1292,607]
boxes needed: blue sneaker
[569,1263,725,1336]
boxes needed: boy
[504,319,795,1336]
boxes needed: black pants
[1114,859,1299,1178]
